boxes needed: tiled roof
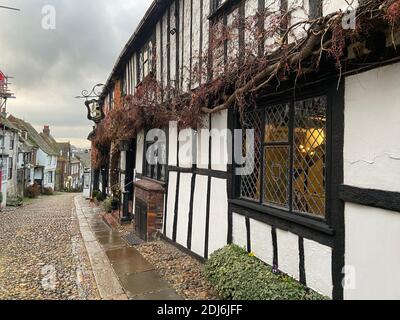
[8,115,59,156]
[40,132,61,154]
[75,152,91,169]
[0,115,19,132]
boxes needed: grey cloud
[0,0,151,147]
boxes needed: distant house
[0,116,20,207]
[40,126,73,192]
[8,116,58,191]
[17,133,36,196]
[67,155,83,191]
[56,142,72,192]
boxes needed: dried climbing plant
[91,0,400,170]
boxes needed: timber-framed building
[89,0,400,300]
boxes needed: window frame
[8,157,13,180]
[10,133,14,150]
[233,81,340,229]
[142,129,167,183]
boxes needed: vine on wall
[91,0,400,169]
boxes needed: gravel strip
[0,194,100,300]
[135,240,219,300]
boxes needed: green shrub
[102,198,113,213]
[102,197,120,213]
[92,190,100,199]
[7,196,23,207]
[25,183,40,199]
[42,187,54,196]
[204,245,328,300]
[96,192,106,202]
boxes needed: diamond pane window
[265,103,290,143]
[293,96,327,217]
[264,146,289,208]
[240,110,262,201]
[239,94,328,218]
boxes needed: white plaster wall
[36,149,47,167]
[288,0,309,43]
[232,213,247,250]
[176,173,192,247]
[211,110,229,172]
[245,0,258,17]
[344,63,400,192]
[136,130,145,174]
[169,122,178,167]
[165,172,178,239]
[1,181,7,208]
[323,0,359,16]
[201,0,210,84]
[245,0,258,57]
[132,53,137,92]
[250,219,274,266]
[156,21,162,83]
[197,115,210,170]
[170,1,177,84]
[43,170,56,189]
[208,178,229,256]
[162,11,169,88]
[191,0,201,89]
[345,203,400,300]
[304,239,333,298]
[191,175,208,257]
[263,0,281,49]
[227,9,239,65]
[182,0,192,90]
[179,129,195,169]
[277,229,299,280]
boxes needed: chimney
[43,125,50,137]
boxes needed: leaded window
[144,130,166,182]
[240,95,327,218]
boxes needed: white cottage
[8,116,58,191]
[92,0,400,300]
[0,117,20,207]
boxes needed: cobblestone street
[0,194,100,300]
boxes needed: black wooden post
[101,167,107,197]
[118,139,133,224]
[120,191,132,223]
[92,168,100,193]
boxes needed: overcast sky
[0,0,152,148]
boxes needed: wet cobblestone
[0,194,100,300]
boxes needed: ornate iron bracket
[75,83,105,100]
[76,84,105,124]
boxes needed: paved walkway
[75,196,181,300]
